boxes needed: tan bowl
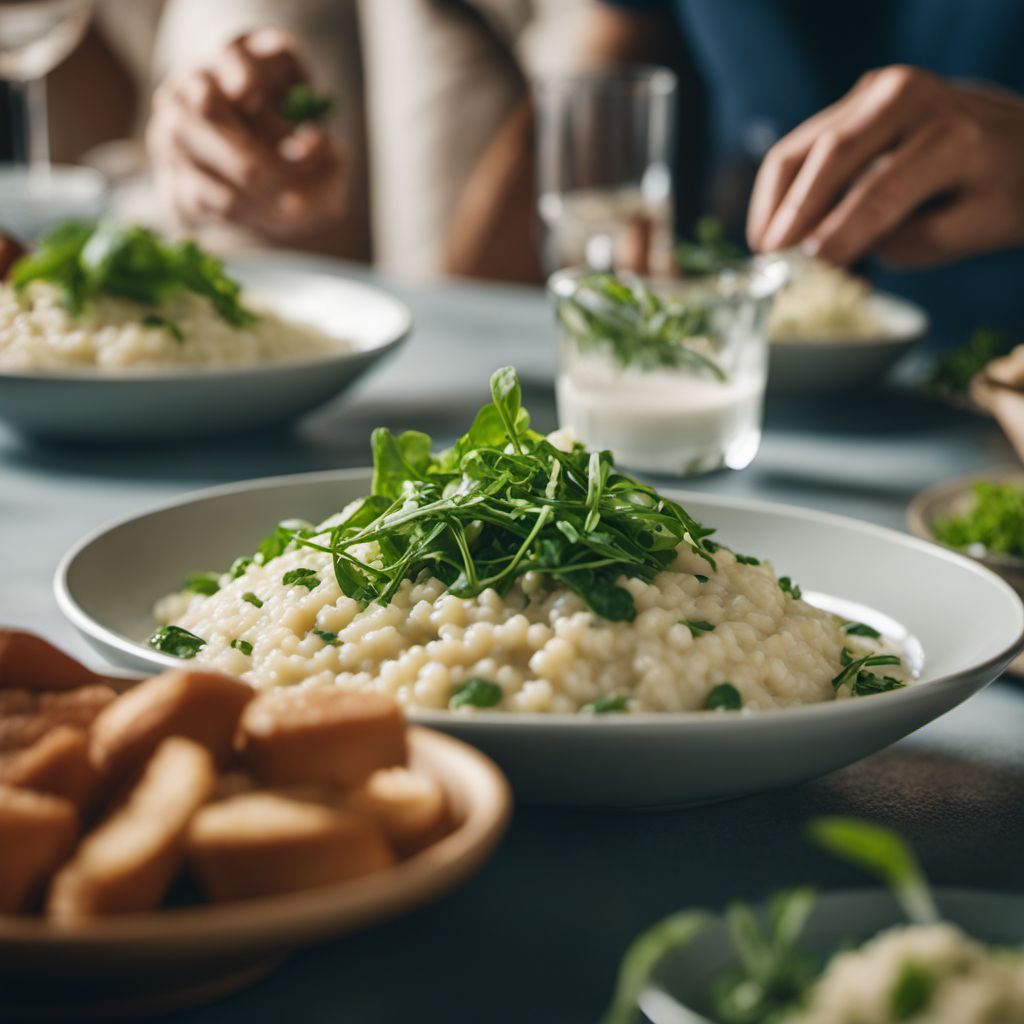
[0,726,511,1022]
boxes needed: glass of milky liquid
[550,262,787,476]
[535,67,677,276]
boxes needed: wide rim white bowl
[56,468,1024,808]
[768,290,928,393]
[0,254,411,441]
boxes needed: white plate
[0,255,411,442]
[56,469,1024,808]
[769,291,928,394]
[0,725,510,1022]
[638,889,1024,1024]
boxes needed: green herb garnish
[675,216,744,276]
[779,576,802,600]
[312,628,338,645]
[242,591,263,608]
[148,625,205,659]
[268,368,716,623]
[694,574,709,583]
[556,273,727,379]
[230,638,253,655]
[842,620,881,639]
[184,571,221,596]
[581,695,629,714]
[707,682,742,711]
[282,567,319,590]
[142,312,183,342]
[449,678,503,710]
[735,553,760,566]
[831,653,903,694]
[925,327,1013,398]
[230,557,253,579]
[281,82,334,125]
[681,619,715,637]
[934,481,1024,558]
[890,960,937,1020]
[807,817,938,924]
[11,221,257,326]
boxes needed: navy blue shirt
[606,0,1024,347]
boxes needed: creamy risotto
[151,367,909,715]
[0,281,340,372]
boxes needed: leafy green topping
[675,216,744,276]
[925,327,1013,397]
[312,628,339,645]
[242,592,263,608]
[148,625,205,659]
[890,960,937,1020]
[11,221,257,326]
[184,571,221,596]
[694,574,709,583]
[142,312,183,342]
[556,273,727,379]
[832,653,903,695]
[272,368,717,623]
[707,682,742,711]
[230,557,253,579]
[281,83,334,125]
[934,481,1024,558]
[807,817,938,925]
[681,619,715,637]
[230,638,253,655]
[778,576,802,600]
[735,553,760,566]
[842,620,882,639]
[711,888,819,1024]
[282,567,319,590]
[581,695,629,714]
[449,678,503,710]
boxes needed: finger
[804,118,966,266]
[160,156,243,225]
[254,161,347,237]
[239,28,306,100]
[277,125,335,176]
[873,197,993,267]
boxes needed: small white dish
[56,469,1024,808]
[637,889,1024,1024]
[769,292,928,394]
[0,255,411,442]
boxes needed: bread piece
[90,670,254,784]
[239,688,406,789]
[343,767,450,856]
[0,785,78,912]
[47,737,215,919]
[0,685,117,753]
[187,791,395,902]
[0,630,107,692]
[0,727,97,811]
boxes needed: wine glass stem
[26,76,51,168]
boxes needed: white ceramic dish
[56,469,1024,808]
[0,255,411,442]
[0,725,510,1023]
[637,889,1024,1024]
[769,291,927,394]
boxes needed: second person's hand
[147,29,347,244]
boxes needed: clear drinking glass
[549,260,788,477]
[0,0,95,165]
[535,66,677,276]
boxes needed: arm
[443,3,674,283]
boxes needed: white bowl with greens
[55,368,1023,806]
[0,223,410,441]
[606,819,1024,1024]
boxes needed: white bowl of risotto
[0,226,410,441]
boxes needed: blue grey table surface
[2,260,1022,1023]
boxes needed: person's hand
[747,65,1024,267]
[147,29,347,243]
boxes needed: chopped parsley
[933,481,1024,558]
[843,620,882,639]
[706,682,742,711]
[312,628,339,645]
[229,556,252,579]
[734,553,760,566]
[449,678,503,710]
[282,567,319,590]
[148,625,205,659]
[581,695,629,714]
[681,619,715,637]
[230,638,253,655]
[694,574,709,584]
[779,576,802,600]
[184,571,221,596]
[242,591,263,608]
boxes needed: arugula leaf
[281,82,334,125]
[707,682,742,711]
[581,695,629,714]
[807,817,939,925]
[449,678,503,709]
[142,312,184,342]
[371,428,432,499]
[148,625,205,659]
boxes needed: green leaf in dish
[449,678,503,710]
[581,695,629,714]
[707,682,742,711]
[148,624,205,659]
